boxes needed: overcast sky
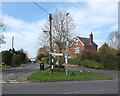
[1,0,118,58]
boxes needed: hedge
[79,60,103,69]
[69,58,103,69]
[2,51,13,66]
[41,57,49,64]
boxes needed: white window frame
[74,47,80,54]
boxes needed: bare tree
[0,18,6,47]
[107,31,120,50]
[42,9,75,52]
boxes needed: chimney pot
[90,32,93,44]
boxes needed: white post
[65,56,68,75]
[65,13,69,76]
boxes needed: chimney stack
[90,32,93,44]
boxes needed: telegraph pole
[49,14,53,73]
[31,1,53,72]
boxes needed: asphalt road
[2,80,118,94]
[1,63,119,94]
[1,63,40,84]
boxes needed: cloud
[109,24,118,32]
[2,1,118,57]
[3,15,25,28]
[67,1,117,48]
[2,15,46,58]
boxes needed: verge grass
[27,69,113,82]
[0,64,20,69]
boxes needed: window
[76,40,79,45]
[74,47,79,50]
[54,49,56,52]
[74,47,80,54]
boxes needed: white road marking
[3,73,14,78]
[0,80,6,84]
[9,80,17,82]
[10,81,19,84]
[1,79,28,84]
[9,80,19,83]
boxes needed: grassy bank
[0,64,20,69]
[27,69,112,82]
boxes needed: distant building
[69,32,98,58]
[52,32,98,58]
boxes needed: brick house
[69,32,98,58]
[53,32,98,58]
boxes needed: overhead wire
[31,0,50,15]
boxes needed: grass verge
[27,69,113,82]
[0,64,20,69]
[0,64,12,69]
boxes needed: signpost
[49,52,63,56]
[65,50,68,76]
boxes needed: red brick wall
[53,38,97,59]
[69,39,84,58]
[84,46,97,52]
[68,39,97,58]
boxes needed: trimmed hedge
[12,54,21,65]
[2,51,13,65]
[2,50,29,67]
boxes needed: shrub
[100,54,118,70]
[68,57,81,65]
[79,60,103,69]
[12,54,21,65]
[41,57,49,63]
[80,51,101,62]
[2,51,13,66]
[59,57,65,65]
[2,50,28,67]
[54,56,65,65]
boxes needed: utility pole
[49,14,53,73]
[12,36,14,52]
[31,1,53,72]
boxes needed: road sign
[65,52,68,57]
[49,52,63,56]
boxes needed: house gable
[68,33,98,58]
[52,33,98,58]
[69,37,84,48]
